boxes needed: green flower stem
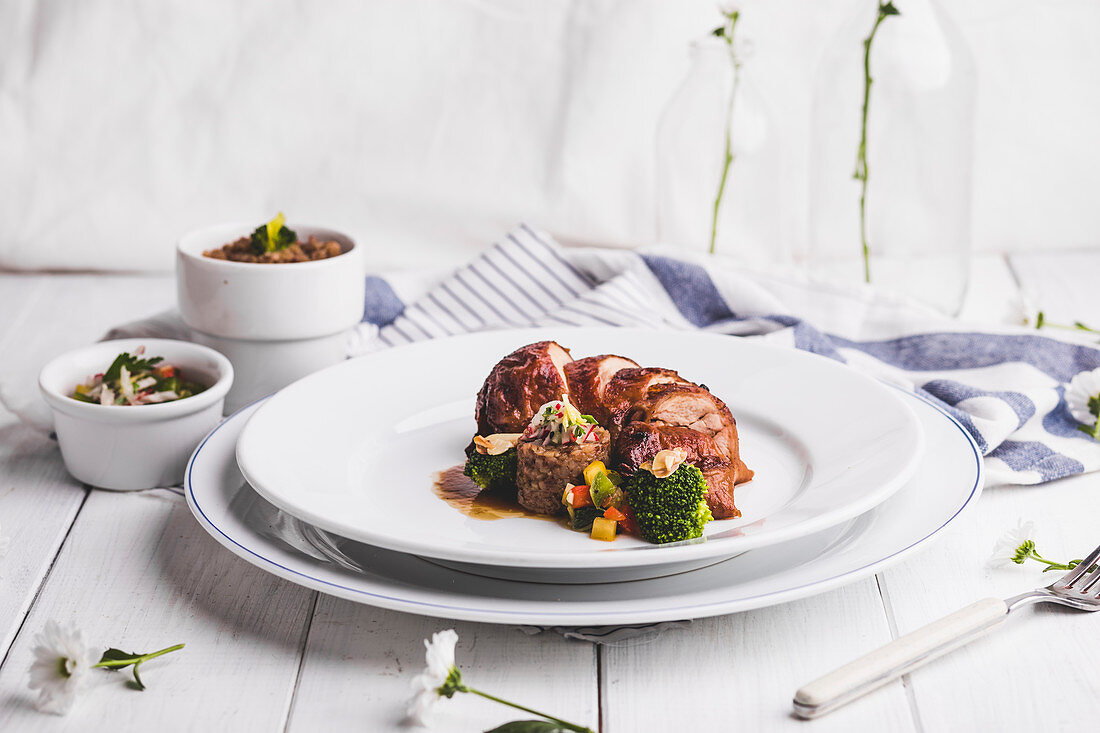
[854,1,899,283]
[461,686,594,733]
[93,644,185,669]
[1033,311,1100,335]
[1079,416,1100,441]
[709,10,742,256]
[1021,548,1082,573]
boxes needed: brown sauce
[433,466,561,523]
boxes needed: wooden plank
[0,416,88,664]
[1009,251,1100,328]
[0,275,48,342]
[602,581,916,732]
[0,275,91,664]
[288,595,599,732]
[0,272,175,373]
[958,254,1028,325]
[0,489,316,730]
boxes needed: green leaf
[711,26,725,37]
[97,648,141,669]
[104,352,164,382]
[881,1,901,16]
[483,721,576,733]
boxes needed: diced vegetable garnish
[571,506,601,531]
[618,504,640,536]
[590,517,618,542]
[603,506,626,523]
[590,472,620,509]
[583,460,607,487]
[570,484,593,508]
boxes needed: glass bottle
[808,0,975,314]
[655,37,780,264]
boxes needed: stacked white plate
[185,328,983,626]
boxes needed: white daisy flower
[406,629,460,727]
[1065,368,1100,427]
[27,620,98,715]
[988,520,1036,569]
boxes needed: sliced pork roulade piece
[699,463,741,520]
[624,383,752,484]
[614,422,742,519]
[603,367,690,437]
[563,354,639,426]
[475,341,573,435]
[624,383,736,458]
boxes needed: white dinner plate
[236,328,925,572]
[187,389,980,626]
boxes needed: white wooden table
[1,253,1098,732]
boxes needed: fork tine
[1078,558,1100,594]
[1056,542,1100,589]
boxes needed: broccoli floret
[462,444,517,491]
[250,212,298,254]
[625,462,713,544]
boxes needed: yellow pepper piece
[590,516,618,542]
[266,212,287,244]
[583,460,607,488]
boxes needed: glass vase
[655,37,778,263]
[808,0,975,314]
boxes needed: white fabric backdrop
[0,0,1096,273]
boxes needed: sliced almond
[473,433,523,456]
[640,447,689,478]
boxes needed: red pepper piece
[571,485,593,508]
[618,504,640,536]
[603,506,626,522]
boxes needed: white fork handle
[793,598,1009,719]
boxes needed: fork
[792,541,1100,720]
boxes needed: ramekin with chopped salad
[71,347,207,406]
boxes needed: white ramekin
[176,222,365,341]
[176,222,365,411]
[39,338,233,490]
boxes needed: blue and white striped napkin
[357,224,1100,487]
[10,222,1095,487]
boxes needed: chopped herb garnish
[104,352,163,382]
[71,348,206,406]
